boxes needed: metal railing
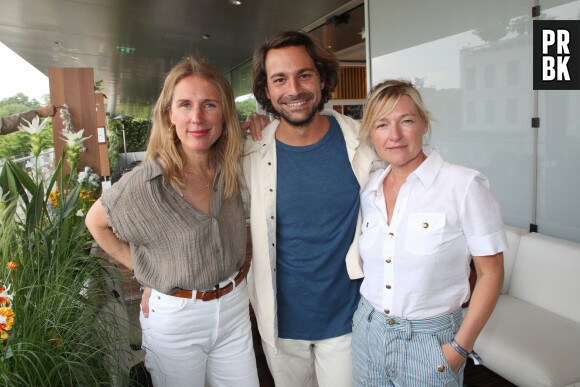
[0,148,56,179]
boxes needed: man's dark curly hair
[252,31,339,117]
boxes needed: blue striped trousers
[352,296,465,387]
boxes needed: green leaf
[70,219,88,243]
[5,159,37,194]
[0,160,29,206]
[45,149,65,196]
[26,180,45,238]
[61,184,81,219]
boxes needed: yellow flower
[0,306,15,331]
[49,190,61,206]
[7,262,18,270]
[0,331,7,340]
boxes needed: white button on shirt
[358,149,507,319]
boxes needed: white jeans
[262,333,354,387]
[140,280,259,387]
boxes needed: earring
[169,124,179,143]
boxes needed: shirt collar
[411,148,444,188]
[366,148,444,194]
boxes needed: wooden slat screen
[333,66,367,100]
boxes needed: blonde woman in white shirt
[352,79,506,387]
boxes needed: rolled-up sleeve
[462,173,508,256]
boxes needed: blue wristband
[450,338,484,365]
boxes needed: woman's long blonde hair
[146,57,242,199]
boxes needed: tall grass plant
[0,117,135,386]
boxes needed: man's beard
[275,93,323,128]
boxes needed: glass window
[368,0,580,242]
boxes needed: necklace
[183,167,214,190]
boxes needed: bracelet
[450,338,484,365]
[139,285,145,293]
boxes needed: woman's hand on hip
[141,286,152,318]
[441,342,466,374]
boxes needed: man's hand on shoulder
[241,113,270,141]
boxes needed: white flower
[61,128,91,146]
[78,167,100,187]
[18,116,49,135]
[89,175,100,186]
[60,104,72,131]
[0,284,13,305]
[77,170,89,184]
[75,210,85,217]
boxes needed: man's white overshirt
[242,109,378,349]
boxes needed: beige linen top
[101,159,246,294]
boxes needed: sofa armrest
[501,225,528,294]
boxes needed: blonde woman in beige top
[85,58,259,387]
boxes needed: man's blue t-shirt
[275,115,361,340]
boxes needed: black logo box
[533,20,580,90]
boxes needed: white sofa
[467,226,580,387]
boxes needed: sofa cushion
[473,295,580,387]
[509,232,580,324]
[501,226,528,294]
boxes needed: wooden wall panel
[48,68,102,176]
[334,66,367,100]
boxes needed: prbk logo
[533,20,580,90]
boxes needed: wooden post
[48,68,102,176]
[95,93,110,177]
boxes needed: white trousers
[262,333,354,387]
[140,280,259,387]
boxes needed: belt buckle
[200,289,217,301]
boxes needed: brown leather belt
[170,266,248,301]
